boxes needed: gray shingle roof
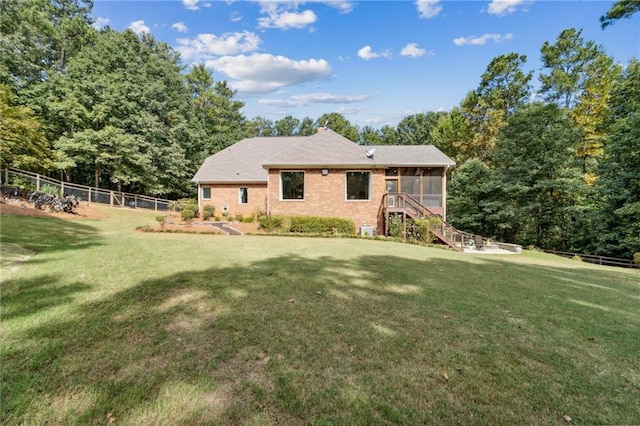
[192,128,455,183]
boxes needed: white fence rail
[1,168,173,212]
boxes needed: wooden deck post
[402,212,407,242]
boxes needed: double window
[346,171,371,200]
[281,171,304,200]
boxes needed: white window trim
[345,170,372,202]
[239,187,248,204]
[280,170,305,201]
[202,186,211,200]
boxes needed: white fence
[1,168,173,211]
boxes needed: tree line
[1,1,638,258]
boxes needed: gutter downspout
[197,183,201,213]
[442,166,449,222]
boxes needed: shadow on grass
[2,253,639,424]
[0,214,103,255]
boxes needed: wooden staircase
[382,192,472,252]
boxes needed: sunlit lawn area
[1,204,639,424]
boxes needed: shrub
[388,214,404,239]
[170,198,197,212]
[633,253,640,266]
[235,213,244,222]
[289,216,355,235]
[181,208,195,223]
[10,176,35,192]
[155,215,167,228]
[203,204,215,214]
[258,215,286,232]
[40,184,62,196]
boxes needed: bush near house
[202,205,215,220]
[289,216,355,235]
[258,215,287,232]
[258,215,354,235]
[170,198,198,216]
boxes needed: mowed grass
[1,205,639,425]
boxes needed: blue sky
[92,1,638,128]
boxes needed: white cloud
[230,11,242,22]
[129,20,150,35]
[487,0,532,16]
[183,0,199,10]
[400,43,431,58]
[172,22,188,33]
[205,53,332,95]
[258,9,317,29]
[453,33,513,46]
[176,31,261,61]
[357,46,391,60]
[320,1,355,14]
[259,93,368,107]
[416,0,442,19]
[92,17,110,30]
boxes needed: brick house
[192,128,456,236]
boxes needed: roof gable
[192,128,455,183]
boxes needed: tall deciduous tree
[492,103,584,248]
[429,108,473,162]
[359,126,382,145]
[46,29,202,196]
[593,59,640,258]
[247,116,274,137]
[395,112,443,145]
[571,54,621,174]
[0,0,95,88]
[458,53,532,163]
[274,115,300,136]
[447,158,496,237]
[0,84,52,171]
[297,116,315,136]
[379,125,399,145]
[315,112,359,141]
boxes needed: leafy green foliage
[180,208,196,222]
[492,103,585,247]
[169,198,198,212]
[202,205,215,220]
[0,84,52,171]
[315,113,359,141]
[289,216,356,235]
[539,28,609,109]
[388,214,404,239]
[258,215,287,232]
[448,158,496,236]
[600,0,640,28]
[396,112,444,145]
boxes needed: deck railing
[383,192,471,252]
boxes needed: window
[239,187,248,204]
[202,187,211,199]
[346,171,371,200]
[281,171,304,200]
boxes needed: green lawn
[1,205,639,425]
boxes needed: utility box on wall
[360,225,374,237]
